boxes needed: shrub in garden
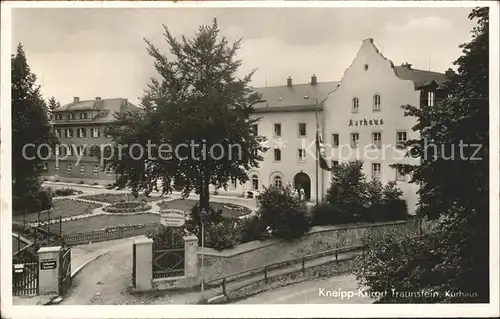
[54,187,83,197]
[204,219,241,251]
[237,215,269,243]
[257,185,309,240]
[325,160,368,219]
[147,224,186,247]
[354,231,443,303]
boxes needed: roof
[52,98,141,124]
[393,66,447,90]
[252,81,339,112]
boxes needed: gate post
[37,246,62,296]
[183,235,199,284]
[133,236,153,292]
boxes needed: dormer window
[79,112,88,119]
[55,113,63,120]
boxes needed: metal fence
[63,223,159,246]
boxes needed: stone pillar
[134,236,153,292]
[38,246,62,295]
[183,235,199,280]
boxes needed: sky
[12,6,476,106]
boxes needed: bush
[54,187,83,197]
[354,231,443,303]
[310,201,356,226]
[237,215,269,243]
[205,219,240,251]
[257,185,309,240]
[383,199,408,221]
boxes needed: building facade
[225,38,446,213]
[42,97,139,184]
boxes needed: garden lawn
[41,213,160,235]
[12,199,102,223]
[157,199,250,219]
[79,193,166,204]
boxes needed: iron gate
[152,233,185,279]
[59,246,72,295]
[12,258,39,296]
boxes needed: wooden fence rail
[205,234,430,297]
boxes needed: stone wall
[200,218,419,281]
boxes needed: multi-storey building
[42,97,140,184]
[224,38,446,213]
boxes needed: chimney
[311,74,317,85]
[401,62,412,69]
[287,76,292,87]
[124,98,128,106]
[95,97,101,100]
[73,97,80,103]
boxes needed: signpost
[159,210,185,227]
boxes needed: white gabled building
[222,38,447,214]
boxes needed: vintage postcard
[1,1,499,318]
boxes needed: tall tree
[47,96,60,111]
[358,7,490,302]
[12,44,58,213]
[104,19,265,213]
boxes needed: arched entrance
[293,172,311,201]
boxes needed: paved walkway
[61,236,203,305]
[235,274,373,304]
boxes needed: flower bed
[103,201,152,214]
[157,199,250,219]
[80,193,164,204]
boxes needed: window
[372,132,382,148]
[350,133,359,148]
[274,176,283,188]
[352,97,359,113]
[66,164,73,171]
[92,128,100,138]
[93,164,99,175]
[274,123,282,137]
[79,112,88,119]
[274,148,281,161]
[250,124,258,135]
[332,134,339,148]
[396,131,407,148]
[231,177,237,189]
[298,149,306,162]
[55,128,61,137]
[55,113,63,120]
[298,123,306,137]
[80,164,85,174]
[55,162,59,171]
[67,145,74,156]
[106,165,113,176]
[69,113,76,120]
[372,163,381,180]
[77,146,84,156]
[77,128,86,138]
[373,94,381,111]
[427,91,435,107]
[41,162,48,171]
[251,175,259,190]
[65,128,73,138]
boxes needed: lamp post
[200,207,207,300]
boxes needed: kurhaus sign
[349,119,384,127]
